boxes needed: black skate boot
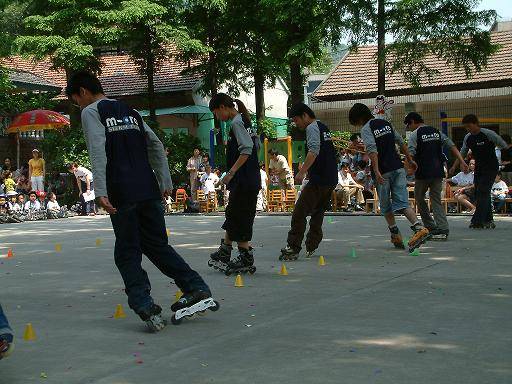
[469,222,483,229]
[170,290,219,325]
[208,239,232,272]
[137,304,166,333]
[429,228,449,241]
[408,223,430,253]
[305,249,316,259]
[0,333,14,360]
[279,245,301,261]
[224,247,256,276]
[481,221,496,229]
[389,226,405,249]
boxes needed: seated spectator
[37,191,47,210]
[335,162,365,211]
[15,165,31,195]
[447,158,475,186]
[24,191,41,211]
[491,172,509,212]
[355,160,374,201]
[6,193,17,211]
[2,171,15,194]
[46,192,68,219]
[500,134,512,186]
[268,149,294,190]
[256,164,268,211]
[200,164,220,195]
[15,194,25,211]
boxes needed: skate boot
[224,247,256,276]
[408,223,430,253]
[481,221,496,229]
[429,228,449,241]
[208,239,232,272]
[0,334,14,360]
[171,290,219,325]
[389,226,405,249]
[305,249,315,259]
[469,222,483,229]
[279,245,300,261]
[137,304,166,333]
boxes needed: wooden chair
[365,187,380,213]
[501,197,512,214]
[196,190,209,213]
[282,189,297,212]
[267,189,284,212]
[442,183,459,213]
[208,191,218,212]
[331,190,348,212]
[175,188,187,212]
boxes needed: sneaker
[0,333,14,360]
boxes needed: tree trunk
[65,68,81,129]
[146,36,157,130]
[254,68,265,131]
[377,0,386,95]
[289,58,304,105]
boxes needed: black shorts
[222,187,259,242]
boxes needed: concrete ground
[0,214,511,384]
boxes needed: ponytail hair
[209,93,252,127]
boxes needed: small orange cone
[7,248,13,258]
[55,243,62,252]
[23,323,36,341]
[95,238,102,246]
[279,264,288,276]
[234,274,244,287]
[174,290,183,302]
[113,304,126,319]
[318,256,326,266]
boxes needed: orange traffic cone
[6,248,13,258]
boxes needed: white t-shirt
[269,155,291,178]
[74,166,93,182]
[24,200,41,211]
[451,171,474,186]
[200,172,220,194]
[47,200,60,210]
[337,170,357,187]
[492,180,508,195]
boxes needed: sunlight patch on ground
[335,334,459,351]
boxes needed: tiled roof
[314,31,512,101]
[8,69,62,92]
[1,54,201,99]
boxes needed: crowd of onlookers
[0,151,97,224]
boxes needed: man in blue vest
[405,112,468,240]
[280,103,338,260]
[451,114,507,228]
[349,103,430,252]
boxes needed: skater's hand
[222,171,234,185]
[375,172,385,185]
[408,160,418,173]
[98,196,117,215]
[295,171,306,184]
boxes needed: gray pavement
[0,214,511,384]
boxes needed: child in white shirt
[492,172,509,212]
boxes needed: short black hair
[348,103,373,126]
[462,114,479,125]
[268,148,279,156]
[289,103,315,119]
[501,134,511,144]
[65,71,104,97]
[497,171,502,177]
[404,112,424,125]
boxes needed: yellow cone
[279,264,288,276]
[234,274,244,287]
[95,238,102,246]
[113,304,126,319]
[318,255,326,266]
[55,243,62,252]
[23,323,36,341]
[174,290,183,302]
[166,229,170,236]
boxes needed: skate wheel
[208,260,213,267]
[278,255,284,261]
[171,315,182,325]
[210,301,220,312]
[249,267,256,275]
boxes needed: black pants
[110,199,210,313]
[222,187,259,242]
[287,184,334,252]
[472,170,497,225]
